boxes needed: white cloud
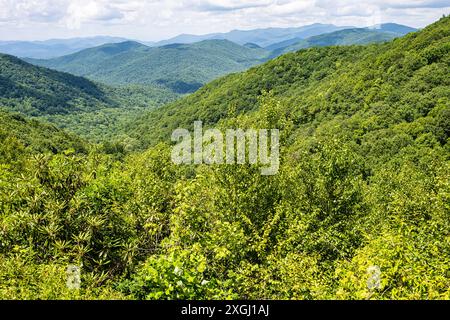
[0,0,448,40]
[65,0,124,29]
[191,0,274,11]
[0,0,66,22]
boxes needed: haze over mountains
[0,36,130,59]
[0,20,419,142]
[152,23,353,47]
[268,27,406,58]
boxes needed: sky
[0,0,449,41]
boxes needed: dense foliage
[0,16,449,300]
[28,30,412,97]
[0,53,116,116]
[29,40,270,94]
[269,28,400,58]
[129,16,449,149]
[0,54,179,141]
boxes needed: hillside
[0,16,449,300]
[129,17,448,149]
[28,40,270,94]
[1,16,448,300]
[268,27,411,57]
[0,110,87,156]
[266,23,416,50]
[375,22,418,34]
[118,17,449,300]
[0,53,178,141]
[0,53,117,116]
[26,41,149,76]
[26,25,417,98]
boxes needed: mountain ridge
[128,16,447,148]
[0,36,130,59]
[27,39,270,94]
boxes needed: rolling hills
[0,53,116,116]
[0,16,448,300]
[27,26,415,96]
[0,52,174,116]
[28,40,270,94]
[0,53,178,141]
[154,23,353,47]
[265,23,416,51]
[129,17,448,150]
[0,36,130,59]
[0,22,420,143]
[268,27,404,58]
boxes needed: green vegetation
[28,29,413,97]
[0,110,87,156]
[269,28,401,58]
[0,53,179,142]
[0,16,449,300]
[0,53,116,116]
[28,40,270,94]
[129,17,449,149]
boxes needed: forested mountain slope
[25,41,149,77]
[27,28,415,97]
[0,53,116,116]
[375,22,418,35]
[116,16,449,300]
[269,28,402,58]
[130,16,449,149]
[0,53,178,141]
[0,17,448,300]
[28,40,270,94]
[265,23,415,51]
[0,110,87,156]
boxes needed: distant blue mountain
[154,24,355,48]
[25,22,418,94]
[0,36,129,59]
[369,23,418,35]
[268,26,417,59]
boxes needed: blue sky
[0,0,449,41]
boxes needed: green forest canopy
[0,16,449,300]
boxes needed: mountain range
[0,52,178,141]
[0,23,416,60]
[127,18,448,149]
[27,40,269,94]
[0,15,448,300]
[152,23,354,47]
[0,36,130,59]
[26,24,416,96]
[268,27,405,58]
[0,21,420,142]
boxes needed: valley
[0,15,448,300]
